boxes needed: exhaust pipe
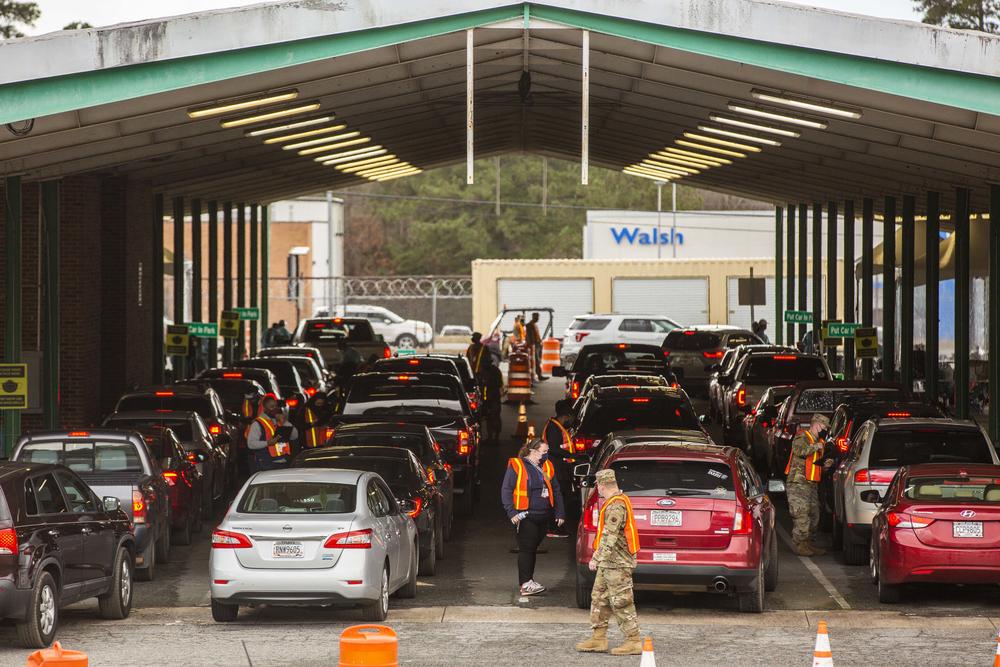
[712,577,729,593]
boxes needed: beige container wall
[472,258,845,332]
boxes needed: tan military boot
[794,541,815,556]
[809,541,827,556]
[575,627,608,653]
[610,634,644,656]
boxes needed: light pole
[656,180,665,260]
[672,182,678,259]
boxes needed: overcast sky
[29,0,923,35]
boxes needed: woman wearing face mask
[501,439,566,596]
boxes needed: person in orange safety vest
[246,396,298,471]
[785,413,832,556]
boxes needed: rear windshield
[285,358,321,382]
[569,318,611,331]
[905,476,1000,503]
[869,429,994,467]
[195,381,260,411]
[238,482,357,514]
[377,359,455,376]
[344,378,463,416]
[295,457,417,494]
[19,440,143,473]
[610,459,736,500]
[796,388,904,413]
[106,418,194,442]
[235,361,301,388]
[117,395,211,419]
[663,331,720,350]
[744,357,829,383]
[301,320,375,344]
[331,433,428,459]
[580,397,700,434]
[573,348,666,375]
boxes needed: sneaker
[520,581,545,596]
[547,529,570,538]
[529,580,546,593]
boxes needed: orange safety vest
[593,493,640,555]
[543,418,573,452]
[241,397,255,419]
[508,457,556,510]
[255,415,291,459]
[303,407,324,448]
[468,344,486,375]
[513,321,526,343]
[785,430,823,482]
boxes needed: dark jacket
[501,457,566,521]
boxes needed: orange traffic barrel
[25,642,88,667]
[507,352,533,402]
[540,338,560,374]
[339,624,398,667]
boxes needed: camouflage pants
[787,480,819,544]
[590,567,640,638]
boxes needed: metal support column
[249,204,259,357]
[826,201,838,371]
[900,195,915,390]
[775,206,784,346]
[798,203,808,343]
[172,196,186,379]
[223,203,233,365]
[883,196,897,381]
[862,198,875,379]
[41,181,60,428]
[786,205,795,345]
[843,201,855,377]
[989,184,1000,443]
[2,176,22,455]
[812,202,822,355]
[152,194,165,383]
[925,192,941,405]
[954,188,971,419]
[261,205,270,342]
[207,201,218,368]
[191,199,202,325]
[237,203,246,358]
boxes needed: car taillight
[574,437,596,453]
[383,346,392,359]
[155,391,174,397]
[571,381,580,400]
[458,430,471,456]
[631,397,650,403]
[406,498,424,518]
[854,469,897,485]
[132,490,147,524]
[469,400,478,411]
[212,529,253,548]
[305,387,317,397]
[583,495,600,532]
[886,512,934,529]
[662,349,670,358]
[732,508,753,535]
[286,398,299,408]
[736,388,747,407]
[885,411,911,418]
[222,372,243,378]
[575,332,590,343]
[162,471,178,487]
[324,529,373,549]
[836,437,848,453]
[702,350,724,359]
[325,427,335,441]
[208,423,222,436]
[68,431,90,437]
[0,527,17,556]
[443,463,453,473]
[426,468,436,485]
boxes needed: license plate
[651,510,682,527]
[273,541,304,558]
[653,552,677,562]
[953,521,983,538]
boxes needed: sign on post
[783,310,813,324]
[186,322,219,338]
[0,364,28,409]
[220,311,240,339]
[234,307,260,321]
[821,319,842,346]
[165,325,190,356]
[854,327,879,358]
[828,322,862,339]
[737,278,766,307]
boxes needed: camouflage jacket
[592,498,637,571]
[786,430,825,484]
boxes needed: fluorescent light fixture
[640,159,697,175]
[359,162,416,177]
[339,157,400,173]
[750,89,862,119]
[675,139,747,159]
[727,104,828,129]
[188,89,299,119]
[697,126,781,146]
[623,167,676,182]
[261,123,347,144]
[374,168,422,182]
[683,133,763,153]
[298,137,371,156]
[370,166,418,178]
[246,115,336,137]
[709,114,800,138]
[647,153,711,170]
[220,101,321,128]
[283,131,361,151]
[628,164,683,179]
[660,147,731,166]
[318,148,387,164]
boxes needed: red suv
[575,442,777,613]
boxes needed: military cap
[595,469,618,486]
[811,413,831,428]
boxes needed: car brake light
[836,437,848,453]
[426,468,436,485]
[574,437,596,453]
[286,398,299,408]
[458,430,471,456]
[155,391,174,397]
[886,512,934,529]
[617,344,629,349]
[631,397,650,403]
[383,346,392,359]
[732,508,753,535]
[162,471,178,486]
[703,350,724,359]
[333,318,343,325]
[571,381,581,400]
[222,372,243,378]
[408,359,421,365]
[662,349,670,357]
[392,375,414,381]
[854,469,897,484]
[325,427,335,440]
[575,332,590,343]
[212,529,253,548]
[443,463,452,473]
[684,331,696,336]
[886,411,911,418]
[772,355,797,360]
[305,387,317,397]
[208,423,222,435]
[324,529,373,549]
[406,498,424,518]
[0,527,17,556]
[68,431,90,437]
[469,400,478,411]
[583,494,600,531]
[736,388,747,407]
[132,490,147,524]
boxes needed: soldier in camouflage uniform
[576,469,643,656]
[786,413,831,556]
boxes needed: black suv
[0,462,134,647]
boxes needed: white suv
[560,313,682,365]
[315,304,433,348]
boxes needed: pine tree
[0,0,40,38]
[914,0,1000,32]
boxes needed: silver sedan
[209,468,418,622]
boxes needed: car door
[30,473,90,588]
[375,480,405,584]
[57,472,114,585]
[616,318,649,346]
[366,480,393,566]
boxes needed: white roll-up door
[727,276,823,328]
[612,278,709,326]
[497,279,594,333]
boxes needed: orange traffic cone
[812,620,833,667]
[992,627,1000,667]
[526,424,536,441]
[639,636,656,667]
[514,403,528,439]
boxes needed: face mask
[539,453,549,463]
[818,428,829,440]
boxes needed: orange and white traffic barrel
[541,338,561,375]
[507,351,533,403]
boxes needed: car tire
[396,334,418,349]
[443,501,454,542]
[575,568,592,609]
[843,526,867,566]
[419,528,437,576]
[396,542,418,599]
[174,513,192,546]
[737,559,765,614]
[457,482,475,517]
[434,515,445,560]
[868,539,880,585]
[156,525,171,564]
[361,565,390,622]
[98,547,133,620]
[136,542,155,582]
[877,576,901,604]
[764,534,779,593]
[831,514,844,551]
[16,571,58,648]
[211,599,239,622]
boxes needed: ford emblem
[960,510,976,518]
[657,499,675,507]
[282,524,293,532]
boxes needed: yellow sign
[220,311,240,339]
[165,325,190,356]
[0,364,28,409]
[854,327,878,358]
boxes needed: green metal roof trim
[2,2,1000,126]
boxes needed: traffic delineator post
[812,620,833,667]
[992,627,1000,667]
[526,424,536,440]
[25,641,88,666]
[639,636,656,667]
[514,403,528,439]
[339,624,398,667]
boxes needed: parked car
[439,325,472,337]
[292,447,444,575]
[553,343,676,401]
[327,304,433,348]
[0,462,135,647]
[869,463,1000,602]
[13,430,172,582]
[258,346,332,382]
[662,327,761,393]
[375,355,480,415]
[199,367,283,403]
[134,426,205,546]
[209,468,418,623]
[741,385,794,474]
[831,418,999,565]
[560,314,683,366]
[293,318,392,369]
[258,355,328,397]
[708,345,794,423]
[424,354,481,412]
[575,442,777,613]
[574,373,675,411]
[177,377,266,427]
[234,358,309,412]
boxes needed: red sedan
[575,441,777,613]
[869,463,1000,603]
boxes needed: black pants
[516,515,548,585]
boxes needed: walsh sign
[610,226,684,247]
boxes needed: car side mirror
[709,364,721,372]
[399,499,419,515]
[103,496,122,513]
[767,479,786,494]
[860,490,883,504]
[551,366,567,377]
[573,463,590,478]
[699,415,709,424]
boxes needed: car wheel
[396,542,418,599]
[435,515,445,560]
[98,547,133,620]
[843,526,868,566]
[211,599,239,622]
[869,539,880,585]
[419,527,437,576]
[136,542,155,582]
[831,514,844,551]
[174,512,192,546]
[737,559,765,613]
[575,568,592,609]
[877,568,901,604]
[396,334,418,349]
[202,474,214,516]
[361,566,390,622]
[16,572,58,648]
[442,500,454,542]
[156,524,171,563]
[457,482,475,517]
[764,534,779,593]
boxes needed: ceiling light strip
[682,133,762,153]
[283,131,361,151]
[628,164,683,179]
[675,139,747,159]
[647,153,711,170]
[318,148,388,164]
[708,115,800,138]
[299,137,372,156]
[623,168,676,182]
[262,123,348,144]
[189,89,299,119]
[750,89,862,119]
[660,147,731,165]
[359,162,415,177]
[697,126,781,146]
[338,156,400,172]
[245,115,336,137]
[374,168,423,182]
[640,159,697,175]
[220,102,321,128]
[727,104,828,129]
